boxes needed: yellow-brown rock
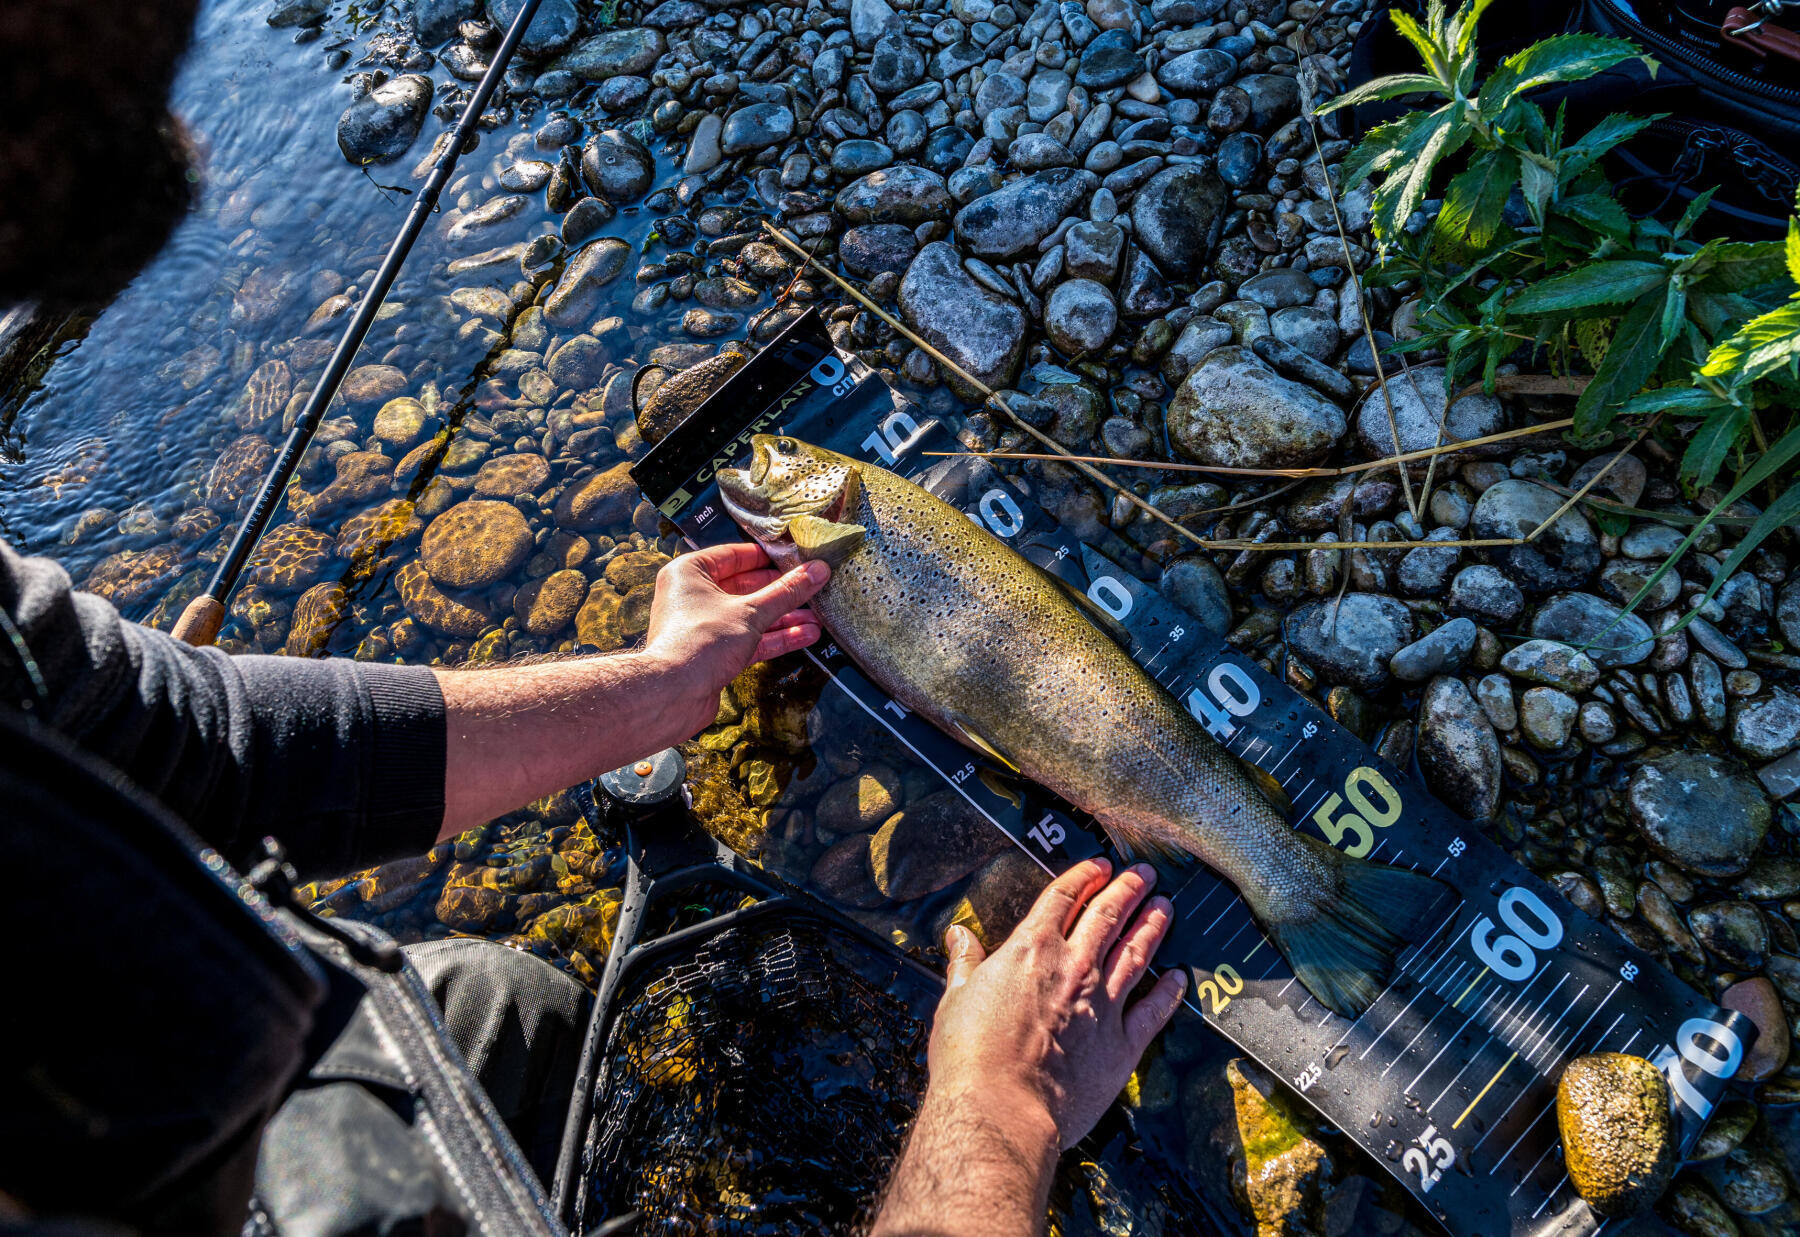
[513,568,587,636]
[237,358,291,430]
[285,582,351,657]
[206,434,275,510]
[1228,1058,1332,1237]
[372,396,429,447]
[420,499,533,589]
[474,452,552,499]
[291,451,395,520]
[619,582,655,639]
[604,548,670,592]
[84,544,185,607]
[244,524,334,592]
[552,461,637,531]
[1557,1053,1675,1217]
[573,581,626,650]
[398,561,491,637]
[341,363,407,404]
[334,498,423,565]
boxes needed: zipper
[1589,0,1800,104]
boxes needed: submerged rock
[1227,1058,1332,1237]
[421,500,533,589]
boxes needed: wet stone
[1529,592,1654,667]
[580,129,655,201]
[1416,675,1501,822]
[1390,617,1476,682]
[557,28,664,80]
[1167,347,1346,471]
[1721,978,1789,1082]
[816,765,902,834]
[337,74,432,164]
[398,560,491,638]
[899,242,1026,400]
[1129,164,1227,279]
[1470,480,1600,594]
[836,165,953,226]
[1283,593,1415,692]
[473,453,550,499]
[244,524,333,592]
[513,568,587,636]
[1519,686,1579,751]
[1730,688,1800,760]
[1556,1053,1675,1217]
[1688,900,1767,970]
[1626,751,1771,878]
[285,582,351,658]
[869,790,1011,899]
[953,167,1098,261]
[1500,639,1600,692]
[544,237,630,326]
[1448,564,1523,624]
[1044,278,1117,356]
[554,461,638,531]
[1160,555,1232,635]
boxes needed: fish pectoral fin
[788,515,865,568]
[1032,563,1134,650]
[1102,820,1195,870]
[949,715,1021,774]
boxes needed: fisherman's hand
[641,543,829,737]
[927,858,1187,1151]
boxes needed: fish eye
[774,437,797,454]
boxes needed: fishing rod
[172,0,548,645]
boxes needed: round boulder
[1044,279,1117,356]
[420,499,534,589]
[580,129,655,202]
[1356,366,1505,458]
[1167,346,1346,470]
[1283,593,1416,692]
[1129,164,1228,278]
[1627,750,1771,877]
[553,461,638,531]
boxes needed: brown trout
[718,435,1446,1015]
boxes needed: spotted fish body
[719,435,1445,1014]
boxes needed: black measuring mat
[631,309,1752,1237]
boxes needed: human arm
[870,859,1189,1237]
[435,543,827,835]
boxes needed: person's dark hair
[0,0,203,309]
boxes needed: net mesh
[576,915,933,1236]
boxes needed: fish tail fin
[1263,837,1452,1018]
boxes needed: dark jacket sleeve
[0,539,445,876]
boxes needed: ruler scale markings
[1267,739,1301,778]
[1203,900,1242,935]
[1409,908,1473,983]
[1452,966,1491,1007]
[1432,959,1470,1000]
[1453,1051,1518,1130]
[1513,1135,1566,1196]
[1407,982,1504,1093]
[1493,975,1570,1062]
[1382,972,1474,1077]
[1242,937,1267,965]
[1361,974,1439,1060]
[1181,882,1225,921]
[1525,984,1592,1066]
[1214,916,1255,956]
[1531,1175,1570,1218]
[1488,1097,1559,1174]
[1428,975,1546,1111]
[1430,856,1449,877]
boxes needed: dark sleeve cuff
[353,662,447,866]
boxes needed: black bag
[0,708,560,1237]
[1348,0,1800,236]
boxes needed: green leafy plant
[1316,0,1800,632]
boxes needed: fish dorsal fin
[949,714,1020,774]
[1032,563,1134,650]
[789,515,866,568]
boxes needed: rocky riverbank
[9,0,1800,1228]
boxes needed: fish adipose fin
[1264,837,1451,1018]
[789,515,865,568]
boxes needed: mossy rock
[473,452,552,499]
[1557,1053,1675,1217]
[244,524,334,592]
[1228,1058,1332,1237]
[603,548,670,592]
[552,460,637,531]
[513,568,587,636]
[285,582,352,658]
[420,499,534,589]
[398,560,491,637]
